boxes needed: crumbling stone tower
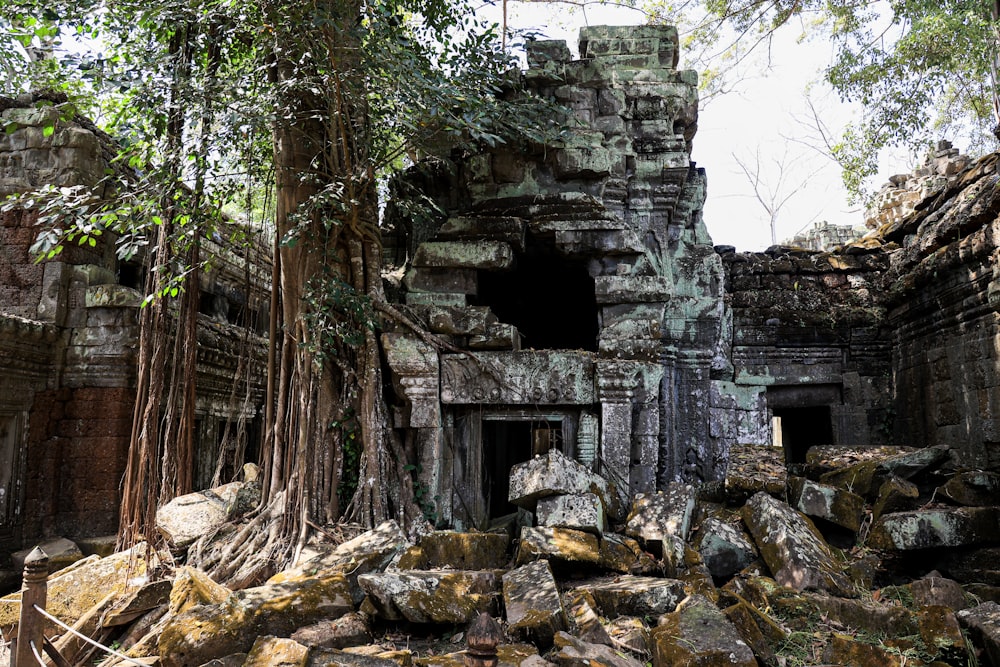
[384,26,727,528]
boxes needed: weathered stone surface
[515,526,600,567]
[503,560,567,642]
[693,516,758,579]
[804,592,917,636]
[509,450,612,512]
[564,590,613,646]
[102,578,172,626]
[440,352,595,405]
[244,636,309,666]
[357,570,498,623]
[868,507,1000,550]
[536,493,605,535]
[872,476,920,520]
[169,565,231,615]
[625,483,696,544]
[406,531,510,570]
[725,444,786,501]
[939,546,1000,585]
[741,492,855,597]
[158,571,353,667]
[598,533,657,574]
[651,595,758,667]
[722,596,786,667]
[957,602,1000,667]
[12,537,83,573]
[552,631,645,667]
[917,605,967,664]
[412,241,514,270]
[938,471,1000,507]
[313,648,409,667]
[787,476,865,532]
[603,617,649,653]
[909,575,970,611]
[574,576,687,617]
[820,445,950,497]
[156,484,241,549]
[291,612,372,649]
[0,543,153,628]
[820,634,912,667]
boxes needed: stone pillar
[631,364,663,494]
[658,347,678,487]
[597,361,638,513]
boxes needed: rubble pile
[1,447,998,667]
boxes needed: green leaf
[43,124,55,138]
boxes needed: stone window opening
[771,405,834,464]
[474,235,598,352]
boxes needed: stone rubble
[0,441,996,667]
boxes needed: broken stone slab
[957,602,1000,667]
[917,605,968,664]
[574,576,687,617]
[741,492,856,597]
[156,482,245,549]
[515,526,601,568]
[357,570,498,623]
[872,475,920,520]
[290,612,372,650]
[938,470,1000,506]
[509,449,614,516]
[820,444,950,497]
[503,560,567,643]
[939,546,1000,585]
[909,575,970,611]
[787,476,865,532]
[564,590,613,646]
[722,596,786,667]
[412,241,515,270]
[867,506,1000,550]
[725,443,787,502]
[603,617,649,653]
[169,565,231,615]
[820,634,913,667]
[651,595,758,667]
[12,537,84,573]
[159,569,353,666]
[0,542,154,629]
[693,516,758,579]
[536,493,606,535]
[598,533,658,574]
[101,578,172,627]
[244,636,309,666]
[313,648,409,667]
[552,631,645,667]
[624,483,696,545]
[399,531,510,570]
[803,592,917,636]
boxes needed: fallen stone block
[938,470,1000,507]
[725,443,786,502]
[102,578,172,626]
[804,592,916,636]
[313,649,409,667]
[693,516,758,578]
[515,526,601,568]
[820,444,950,497]
[244,636,308,666]
[503,560,567,643]
[624,483,696,545]
[156,483,244,549]
[917,605,967,664]
[565,590,613,646]
[868,507,1000,550]
[872,476,920,520]
[158,570,354,666]
[940,546,1000,585]
[12,537,84,573]
[741,492,856,597]
[957,602,1000,667]
[651,595,758,667]
[358,570,498,623]
[169,565,231,615]
[403,531,510,570]
[509,449,614,516]
[787,476,865,532]
[604,617,649,653]
[553,631,645,667]
[909,575,970,611]
[820,634,913,667]
[574,576,687,617]
[537,493,605,535]
[723,598,782,667]
[291,612,372,649]
[598,533,657,574]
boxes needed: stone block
[468,323,521,350]
[515,526,601,568]
[693,517,758,579]
[404,267,478,295]
[441,351,594,405]
[938,470,1000,506]
[12,536,83,573]
[917,605,967,664]
[624,483,696,544]
[872,475,920,519]
[357,570,498,623]
[436,216,526,251]
[651,595,757,667]
[412,240,514,270]
[244,637,308,666]
[741,492,856,597]
[574,576,687,617]
[536,493,605,535]
[957,602,1000,667]
[565,590,613,645]
[594,275,671,303]
[426,305,495,335]
[291,611,373,649]
[414,531,510,570]
[787,477,865,532]
[503,560,566,643]
[553,631,645,667]
[909,576,970,611]
[553,145,613,180]
[156,487,232,549]
[508,449,612,512]
[405,291,467,307]
[868,507,1000,550]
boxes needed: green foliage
[333,409,362,509]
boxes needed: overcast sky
[498,2,907,251]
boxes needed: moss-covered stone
[504,560,566,643]
[868,507,1000,550]
[651,595,758,667]
[515,526,601,567]
[787,476,865,532]
[244,636,309,666]
[574,576,687,617]
[416,531,510,570]
[357,570,498,623]
[917,605,967,664]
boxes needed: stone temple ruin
[0,26,999,554]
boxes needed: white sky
[494,2,911,251]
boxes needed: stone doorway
[772,406,833,463]
[0,412,26,552]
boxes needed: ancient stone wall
[870,149,1000,469]
[715,245,891,460]
[0,95,269,554]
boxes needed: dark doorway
[772,406,833,463]
[475,238,598,351]
[482,419,562,518]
